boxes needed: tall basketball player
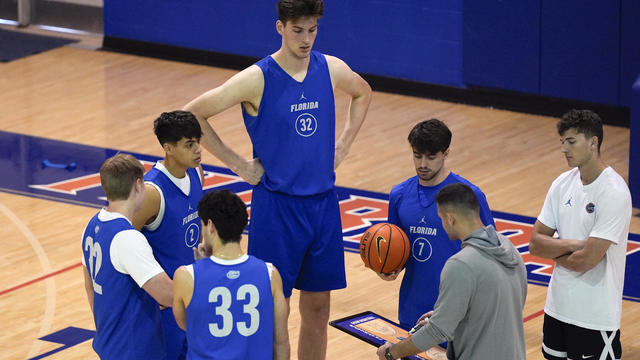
[183,1,372,358]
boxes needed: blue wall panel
[620,0,640,108]
[103,0,640,110]
[309,0,464,86]
[630,75,640,207]
[462,0,540,94]
[104,0,464,87]
[104,1,280,58]
[540,0,620,105]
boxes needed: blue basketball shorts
[248,183,347,298]
[160,307,187,360]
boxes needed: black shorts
[542,313,621,360]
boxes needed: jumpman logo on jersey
[419,216,426,224]
[564,197,572,207]
[300,92,306,100]
[188,204,193,211]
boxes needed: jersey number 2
[84,236,103,294]
[209,284,260,337]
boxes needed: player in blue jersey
[172,190,290,360]
[183,1,372,358]
[82,153,173,359]
[380,119,494,331]
[377,183,527,360]
[131,110,204,360]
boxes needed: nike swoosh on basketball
[375,236,386,262]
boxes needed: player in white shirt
[82,153,174,359]
[530,109,632,360]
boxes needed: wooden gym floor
[0,40,638,359]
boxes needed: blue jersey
[388,173,494,327]
[143,165,203,278]
[243,51,336,195]
[143,164,202,359]
[82,212,164,360]
[186,255,274,360]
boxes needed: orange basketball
[359,222,410,274]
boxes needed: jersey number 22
[84,236,103,294]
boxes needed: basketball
[359,222,410,274]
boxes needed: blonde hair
[99,153,144,201]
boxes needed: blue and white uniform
[388,173,494,328]
[244,51,346,297]
[82,209,166,359]
[185,255,274,360]
[143,162,203,360]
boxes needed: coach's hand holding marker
[410,310,434,333]
[408,324,422,334]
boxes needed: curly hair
[197,190,248,244]
[557,109,603,153]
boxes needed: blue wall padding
[630,74,640,207]
[104,0,465,87]
[103,0,640,109]
[104,1,280,58]
[620,0,640,107]
[539,0,620,105]
[320,0,464,86]
[462,0,540,94]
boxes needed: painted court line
[523,309,545,322]
[2,260,549,324]
[0,262,82,297]
[0,202,58,358]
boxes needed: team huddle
[80,1,633,360]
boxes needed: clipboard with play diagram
[329,311,446,360]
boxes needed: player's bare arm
[554,236,612,272]
[172,266,194,331]
[326,55,372,169]
[82,265,94,312]
[529,220,585,259]
[197,164,205,186]
[270,267,291,360]
[131,184,160,230]
[184,66,265,184]
[142,272,174,308]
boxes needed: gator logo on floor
[1,130,639,301]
